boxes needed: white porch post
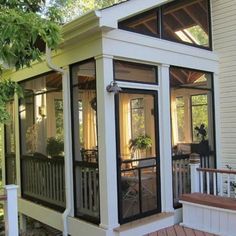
[213,72,222,169]
[189,153,200,193]
[4,185,19,236]
[95,55,119,230]
[159,64,174,212]
[14,93,21,194]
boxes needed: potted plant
[129,134,152,158]
[46,137,64,157]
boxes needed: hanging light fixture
[106,81,122,94]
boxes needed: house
[2,0,236,235]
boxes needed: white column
[213,72,222,169]
[4,185,19,236]
[95,55,119,230]
[159,64,174,212]
[14,94,21,195]
[189,153,200,193]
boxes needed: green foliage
[129,135,152,152]
[0,4,62,70]
[0,79,23,123]
[46,137,64,157]
[56,0,126,22]
[0,1,62,123]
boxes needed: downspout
[46,45,71,236]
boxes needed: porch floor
[147,225,218,236]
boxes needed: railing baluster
[88,170,92,211]
[213,172,217,195]
[179,160,183,196]
[200,171,203,193]
[207,171,210,194]
[174,160,178,202]
[220,174,223,196]
[183,159,186,193]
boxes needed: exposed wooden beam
[183,7,208,34]
[170,70,185,84]
[126,15,156,28]
[163,0,203,15]
[170,13,195,43]
[143,22,156,34]
[199,1,208,14]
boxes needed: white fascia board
[99,0,173,28]
[102,30,219,73]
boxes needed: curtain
[82,90,97,149]
[119,94,131,160]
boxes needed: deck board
[147,225,217,236]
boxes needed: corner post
[4,185,19,236]
[159,63,174,212]
[95,54,119,231]
[189,153,200,193]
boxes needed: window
[19,72,65,210]
[191,94,208,142]
[176,97,184,142]
[19,72,64,157]
[119,9,159,37]
[114,60,158,84]
[170,66,215,208]
[130,98,145,139]
[118,0,211,49]
[54,99,64,140]
[71,59,100,223]
[170,67,213,147]
[162,0,210,48]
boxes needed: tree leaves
[0,79,23,123]
[0,7,61,70]
[0,1,61,123]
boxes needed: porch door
[116,89,161,223]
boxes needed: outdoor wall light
[106,81,122,94]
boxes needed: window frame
[114,59,159,85]
[118,0,212,50]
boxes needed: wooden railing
[197,167,236,197]
[75,161,100,221]
[21,155,65,209]
[172,155,190,207]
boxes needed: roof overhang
[61,0,173,45]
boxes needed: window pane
[176,97,184,142]
[19,72,65,210]
[191,95,208,142]
[119,9,159,37]
[19,72,64,157]
[114,60,157,84]
[71,60,100,223]
[131,98,145,138]
[170,66,215,209]
[162,0,210,48]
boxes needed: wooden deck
[147,225,218,236]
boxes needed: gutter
[46,45,71,236]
